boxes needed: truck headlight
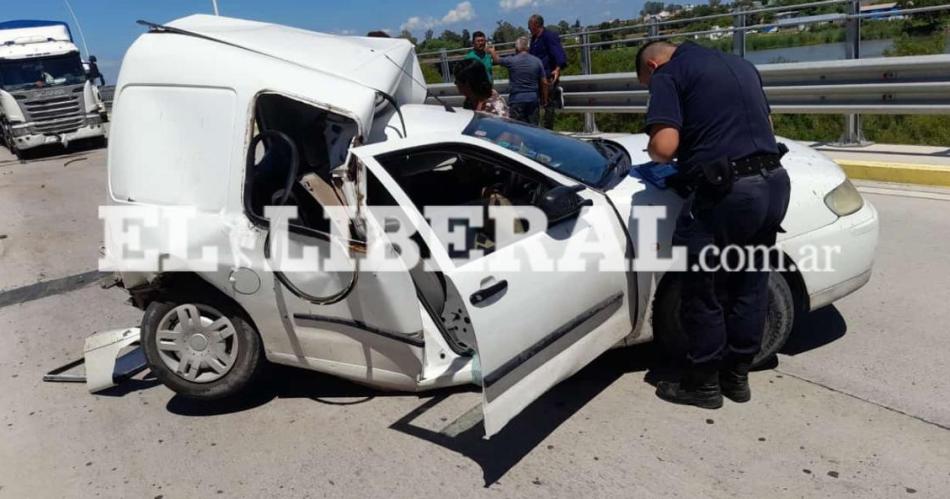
[86,114,102,126]
[824,179,864,217]
[10,125,30,137]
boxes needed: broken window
[245,93,359,233]
[375,144,557,258]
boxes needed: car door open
[351,136,636,436]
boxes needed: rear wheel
[141,298,264,400]
[652,271,795,368]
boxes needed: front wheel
[652,271,795,368]
[141,298,264,400]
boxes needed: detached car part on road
[103,15,879,437]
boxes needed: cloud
[499,0,546,11]
[442,1,475,24]
[400,16,433,32]
[401,2,476,32]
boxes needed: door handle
[469,279,508,306]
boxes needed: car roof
[164,15,427,107]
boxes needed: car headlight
[824,179,864,217]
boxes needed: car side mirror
[539,184,593,225]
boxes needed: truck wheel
[651,271,795,368]
[141,298,264,400]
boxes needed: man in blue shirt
[528,14,566,129]
[490,36,548,125]
[637,40,792,410]
[463,31,493,83]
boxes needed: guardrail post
[440,48,452,84]
[845,0,861,60]
[838,0,869,146]
[580,28,599,134]
[648,16,659,40]
[732,7,746,57]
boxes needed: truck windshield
[462,114,610,186]
[0,53,86,91]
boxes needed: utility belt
[703,153,783,185]
[670,143,789,196]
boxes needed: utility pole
[211,0,220,15]
[62,0,90,59]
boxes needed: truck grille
[23,93,85,135]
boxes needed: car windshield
[462,114,610,186]
[0,53,86,91]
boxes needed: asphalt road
[1,145,949,498]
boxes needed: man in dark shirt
[490,36,548,125]
[637,40,792,409]
[528,14,566,129]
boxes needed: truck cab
[0,20,107,158]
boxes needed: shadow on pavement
[388,345,658,487]
[97,374,162,397]
[163,363,459,417]
[144,308,843,484]
[781,305,848,356]
[4,137,106,162]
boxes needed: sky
[3,0,645,83]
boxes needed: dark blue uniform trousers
[673,168,792,364]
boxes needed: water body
[744,36,950,64]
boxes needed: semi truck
[0,20,107,158]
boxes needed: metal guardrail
[419,0,950,143]
[418,0,857,61]
[426,53,950,113]
[418,1,950,64]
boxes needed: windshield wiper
[591,139,627,186]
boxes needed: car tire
[141,297,264,400]
[651,271,795,368]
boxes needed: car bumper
[11,122,106,151]
[781,200,879,311]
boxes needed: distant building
[774,13,844,32]
[861,2,903,20]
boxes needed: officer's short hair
[530,14,544,27]
[635,40,675,76]
[472,31,486,40]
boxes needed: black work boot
[720,354,754,403]
[656,362,723,409]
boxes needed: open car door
[350,134,636,436]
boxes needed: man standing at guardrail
[528,14,566,129]
[636,40,791,410]
[464,31,494,83]
[489,36,548,125]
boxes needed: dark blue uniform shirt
[645,42,778,172]
[529,29,567,78]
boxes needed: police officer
[636,40,792,409]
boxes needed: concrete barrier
[836,160,950,187]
